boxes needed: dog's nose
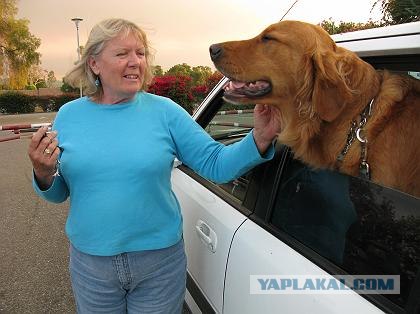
[209,44,223,61]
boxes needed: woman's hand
[253,104,281,155]
[28,127,60,190]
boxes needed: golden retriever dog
[210,20,420,197]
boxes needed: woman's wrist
[252,130,274,155]
[34,168,55,190]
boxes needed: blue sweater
[33,92,273,256]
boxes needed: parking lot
[0,113,75,313]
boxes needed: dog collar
[335,98,374,180]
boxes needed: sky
[17,0,382,79]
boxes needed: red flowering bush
[147,69,223,115]
[191,85,208,104]
[206,71,224,91]
[148,75,195,114]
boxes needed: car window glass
[218,170,252,202]
[407,71,419,80]
[205,100,254,138]
[269,156,420,309]
[204,100,255,204]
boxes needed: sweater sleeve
[167,102,274,183]
[32,106,70,203]
[32,171,69,203]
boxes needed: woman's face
[89,32,147,104]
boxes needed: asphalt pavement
[0,113,75,313]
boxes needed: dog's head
[210,20,373,123]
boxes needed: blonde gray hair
[64,18,154,98]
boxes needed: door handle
[195,220,217,253]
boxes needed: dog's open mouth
[224,80,272,99]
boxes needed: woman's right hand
[28,126,60,190]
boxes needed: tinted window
[270,156,420,310]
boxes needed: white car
[174,22,420,314]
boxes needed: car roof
[331,21,420,56]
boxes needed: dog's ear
[311,48,357,122]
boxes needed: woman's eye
[116,53,126,57]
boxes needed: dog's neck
[284,70,382,175]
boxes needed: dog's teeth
[224,81,233,91]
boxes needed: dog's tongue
[231,81,246,89]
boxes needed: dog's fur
[210,20,420,197]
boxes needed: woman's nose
[127,51,141,66]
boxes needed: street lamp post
[71,18,83,97]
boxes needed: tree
[35,80,47,89]
[373,0,420,25]
[320,18,382,35]
[148,65,223,113]
[47,70,57,87]
[61,78,79,93]
[0,0,41,89]
[0,0,17,17]
[319,0,419,35]
[152,65,164,76]
[7,65,26,89]
[166,63,192,77]
[28,65,47,86]
[191,66,213,86]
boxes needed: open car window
[204,100,256,205]
[205,100,255,140]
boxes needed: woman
[28,18,280,313]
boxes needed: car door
[172,168,247,313]
[224,147,420,313]
[223,147,387,313]
[172,78,262,313]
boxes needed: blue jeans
[69,239,187,313]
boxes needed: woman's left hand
[253,104,281,155]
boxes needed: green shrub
[25,84,37,90]
[0,92,36,114]
[35,81,47,89]
[51,94,78,111]
[32,95,54,112]
[219,103,255,111]
[60,80,79,93]
[25,94,78,112]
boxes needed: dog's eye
[262,35,275,42]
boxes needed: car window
[195,98,256,207]
[205,100,254,203]
[205,100,254,139]
[269,154,420,311]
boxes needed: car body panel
[224,219,384,314]
[332,21,420,57]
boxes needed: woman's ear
[88,56,100,75]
